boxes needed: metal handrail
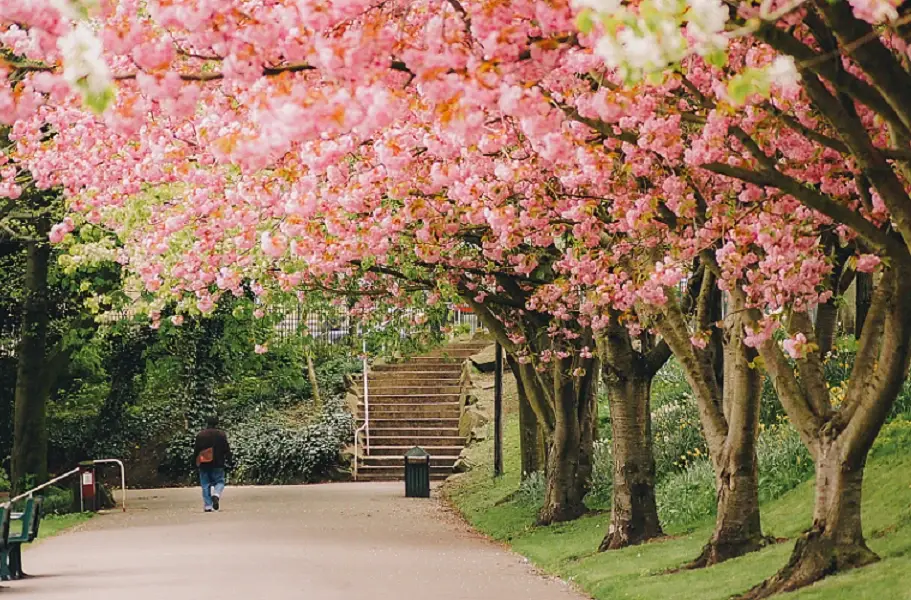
[353,340,370,481]
[92,459,127,512]
[2,458,127,511]
[2,467,80,508]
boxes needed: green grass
[444,416,911,600]
[35,513,93,541]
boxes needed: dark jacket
[194,428,232,470]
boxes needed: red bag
[197,447,214,466]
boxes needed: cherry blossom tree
[6,0,911,594]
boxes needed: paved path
[9,483,586,599]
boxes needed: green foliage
[871,419,911,460]
[40,485,75,516]
[513,471,547,508]
[757,418,814,503]
[587,440,614,509]
[0,466,10,493]
[656,458,717,530]
[652,393,706,476]
[449,410,911,600]
[229,403,354,485]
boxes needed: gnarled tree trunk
[466,294,598,526]
[537,357,598,525]
[508,355,545,478]
[11,239,51,492]
[740,265,911,598]
[600,369,662,550]
[689,311,765,567]
[598,319,666,551]
[648,271,767,568]
[740,443,875,599]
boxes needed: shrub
[656,458,717,531]
[230,402,354,485]
[40,486,75,516]
[757,418,813,503]
[514,471,546,508]
[0,467,9,493]
[586,439,614,509]
[652,393,707,478]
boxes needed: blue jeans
[199,468,226,510]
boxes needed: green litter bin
[404,447,431,498]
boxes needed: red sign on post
[79,462,96,512]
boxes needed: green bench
[0,497,43,581]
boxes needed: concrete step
[364,394,462,404]
[367,417,461,429]
[367,435,465,446]
[366,445,464,457]
[367,371,464,379]
[366,426,462,436]
[355,468,452,482]
[362,455,459,468]
[371,363,464,373]
[361,405,461,419]
[368,376,462,386]
[369,385,462,395]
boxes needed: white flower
[50,0,101,21]
[572,0,622,12]
[768,55,801,89]
[686,0,729,35]
[618,28,664,71]
[594,36,623,68]
[57,22,114,111]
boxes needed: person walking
[194,415,231,513]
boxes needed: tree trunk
[519,380,545,479]
[538,362,596,525]
[11,240,51,492]
[855,271,873,338]
[600,367,663,550]
[509,356,544,478]
[815,298,839,357]
[839,278,857,336]
[688,310,766,568]
[738,444,876,599]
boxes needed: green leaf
[576,9,595,34]
[83,85,115,114]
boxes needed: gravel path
[8,483,586,599]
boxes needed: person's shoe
[204,507,214,513]
[212,495,220,511]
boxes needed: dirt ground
[6,483,586,599]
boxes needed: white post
[362,339,370,453]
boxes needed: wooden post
[494,341,503,477]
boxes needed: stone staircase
[355,340,490,481]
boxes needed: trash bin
[404,447,431,498]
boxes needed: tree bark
[464,294,596,525]
[600,369,663,550]
[688,310,766,567]
[740,265,911,597]
[855,271,872,338]
[508,355,544,478]
[538,364,596,525]
[11,240,51,492]
[739,444,875,599]
[598,320,664,551]
[648,278,767,568]
[815,298,839,357]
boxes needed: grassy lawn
[444,416,911,599]
[35,513,94,541]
